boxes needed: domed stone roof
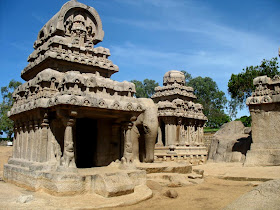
[163,70,185,86]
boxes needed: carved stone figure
[130,98,158,163]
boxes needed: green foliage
[204,127,219,133]
[235,115,251,127]
[228,57,280,109]
[0,80,22,138]
[131,79,159,98]
[182,72,231,128]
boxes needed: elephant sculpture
[130,98,159,163]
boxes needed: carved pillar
[122,122,133,162]
[61,111,77,168]
[26,121,34,161]
[48,124,55,162]
[22,123,28,160]
[12,123,19,158]
[33,120,39,162]
[39,113,49,162]
[197,124,204,145]
[177,118,185,146]
[186,123,192,146]
[156,126,163,146]
[189,122,195,146]
[163,117,176,147]
[18,123,23,159]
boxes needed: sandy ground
[0,146,277,210]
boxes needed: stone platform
[193,162,280,181]
[136,162,192,174]
[4,159,148,198]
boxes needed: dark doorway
[75,118,98,168]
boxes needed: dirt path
[0,146,256,209]
[110,177,254,210]
[0,145,12,174]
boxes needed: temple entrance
[75,118,98,168]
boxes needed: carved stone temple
[245,75,280,166]
[3,0,208,200]
[152,71,208,164]
[3,0,158,197]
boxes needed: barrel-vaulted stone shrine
[245,75,280,166]
[3,0,151,197]
[152,71,208,164]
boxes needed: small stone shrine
[152,70,208,164]
[245,75,280,166]
[4,0,153,197]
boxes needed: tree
[131,79,159,98]
[235,115,251,127]
[182,72,230,128]
[0,80,22,139]
[228,57,280,110]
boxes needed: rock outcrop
[224,179,280,210]
[208,121,252,163]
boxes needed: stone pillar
[22,123,28,160]
[61,111,77,168]
[12,123,19,158]
[197,124,204,145]
[163,117,176,146]
[18,123,23,159]
[26,121,34,161]
[48,125,56,163]
[156,126,163,146]
[189,122,195,146]
[177,118,185,146]
[40,113,49,162]
[122,122,133,162]
[32,120,39,162]
[29,122,35,161]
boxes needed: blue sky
[1,0,280,118]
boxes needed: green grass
[204,127,219,133]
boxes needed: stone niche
[151,70,208,164]
[3,0,148,197]
[245,75,280,166]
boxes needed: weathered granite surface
[208,121,252,163]
[245,75,280,166]
[224,179,280,210]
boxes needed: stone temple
[3,0,207,199]
[245,75,280,166]
[152,71,207,164]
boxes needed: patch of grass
[204,127,219,133]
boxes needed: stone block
[93,172,134,197]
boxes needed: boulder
[208,121,252,163]
[224,179,280,210]
[163,189,178,199]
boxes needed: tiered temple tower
[152,70,208,164]
[4,0,147,195]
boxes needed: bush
[235,115,251,127]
